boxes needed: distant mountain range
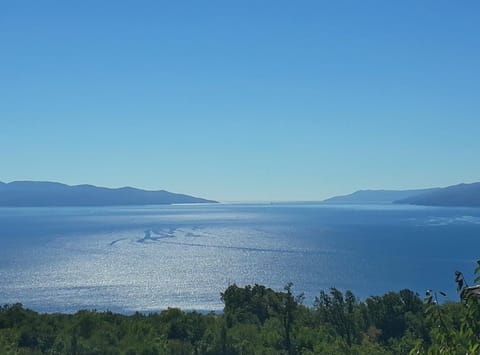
[0,181,217,206]
[2,180,480,208]
[322,188,439,204]
[323,182,480,207]
[394,182,480,207]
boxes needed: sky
[1,1,479,201]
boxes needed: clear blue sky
[1,1,479,201]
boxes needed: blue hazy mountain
[395,182,480,207]
[322,188,439,204]
[0,181,217,206]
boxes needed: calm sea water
[1,203,480,313]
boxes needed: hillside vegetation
[1,265,480,354]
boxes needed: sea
[1,203,480,313]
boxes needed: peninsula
[0,181,217,206]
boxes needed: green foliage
[3,264,480,354]
[410,260,480,354]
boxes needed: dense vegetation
[2,264,480,354]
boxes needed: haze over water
[1,203,479,313]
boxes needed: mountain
[322,188,439,204]
[0,181,217,206]
[395,182,480,207]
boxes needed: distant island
[0,181,217,206]
[323,182,480,207]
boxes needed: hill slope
[322,188,439,204]
[0,181,217,206]
[395,182,480,207]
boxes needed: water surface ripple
[1,204,479,313]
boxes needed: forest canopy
[2,263,480,355]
